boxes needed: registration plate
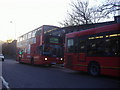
[51,62,56,64]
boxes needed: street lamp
[10,21,16,40]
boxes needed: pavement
[0,60,2,89]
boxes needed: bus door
[77,37,87,62]
[66,38,78,67]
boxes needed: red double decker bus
[17,25,64,66]
[64,23,120,77]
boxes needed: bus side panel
[21,54,31,64]
[64,53,88,71]
[65,56,120,77]
[32,55,42,64]
[86,57,120,77]
[101,68,120,77]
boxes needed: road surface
[2,59,120,88]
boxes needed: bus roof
[66,23,120,38]
[18,25,58,38]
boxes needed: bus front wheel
[88,62,100,76]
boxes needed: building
[46,16,120,39]
[2,40,17,59]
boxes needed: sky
[0,0,104,41]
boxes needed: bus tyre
[88,62,100,76]
[18,57,21,63]
[31,57,34,65]
[2,58,4,61]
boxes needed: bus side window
[39,45,43,54]
[78,38,86,53]
[67,38,75,53]
[87,39,97,56]
[36,45,43,54]
[87,35,105,56]
[117,37,120,56]
[105,35,120,56]
[95,39,105,56]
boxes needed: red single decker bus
[64,23,120,77]
[17,25,64,66]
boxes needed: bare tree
[95,0,120,19]
[60,0,93,26]
[60,0,120,27]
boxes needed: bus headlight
[45,58,48,61]
[60,58,63,61]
